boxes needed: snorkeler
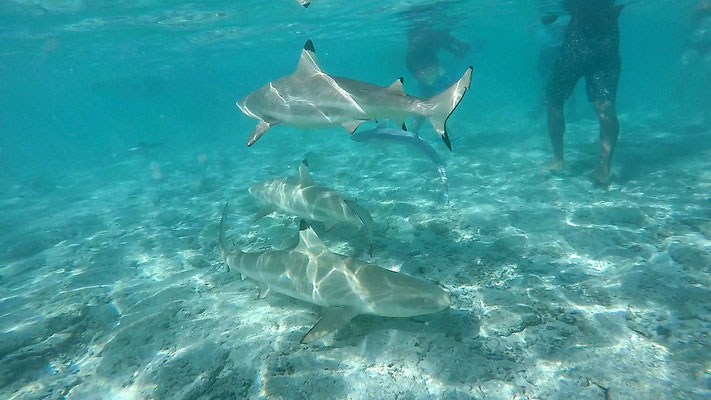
[542,0,624,184]
[405,23,470,99]
[402,2,470,132]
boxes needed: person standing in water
[529,14,572,120]
[543,0,624,184]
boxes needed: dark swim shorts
[546,33,621,104]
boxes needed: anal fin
[301,307,359,344]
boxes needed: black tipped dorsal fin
[298,161,315,186]
[387,77,405,94]
[295,39,322,75]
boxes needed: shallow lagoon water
[1,0,710,399]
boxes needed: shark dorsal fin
[296,220,328,252]
[298,160,315,186]
[295,39,322,76]
[387,77,405,94]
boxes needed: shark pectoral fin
[246,120,275,147]
[301,307,359,344]
[254,206,276,221]
[258,285,271,299]
[387,77,405,94]
[341,120,365,134]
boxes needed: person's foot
[544,158,565,172]
[592,163,611,185]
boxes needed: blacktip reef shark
[249,159,373,236]
[219,203,451,343]
[351,121,450,204]
[236,39,473,150]
[295,0,309,7]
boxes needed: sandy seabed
[1,114,710,399]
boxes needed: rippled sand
[1,115,709,399]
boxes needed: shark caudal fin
[426,66,473,151]
[219,203,230,255]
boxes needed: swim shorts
[546,32,621,104]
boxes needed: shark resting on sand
[219,203,451,343]
[351,121,450,204]
[249,160,373,243]
[236,39,473,150]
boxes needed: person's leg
[586,58,621,183]
[592,99,619,184]
[544,48,579,171]
[545,99,566,171]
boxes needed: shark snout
[236,98,247,113]
[237,96,260,120]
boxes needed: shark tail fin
[219,202,230,256]
[220,202,243,258]
[426,66,473,151]
[343,199,373,234]
[343,199,374,257]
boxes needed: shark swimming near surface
[236,39,473,150]
[249,160,373,236]
[219,203,451,343]
[351,121,449,204]
[295,0,310,7]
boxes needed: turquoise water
[1,0,710,399]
